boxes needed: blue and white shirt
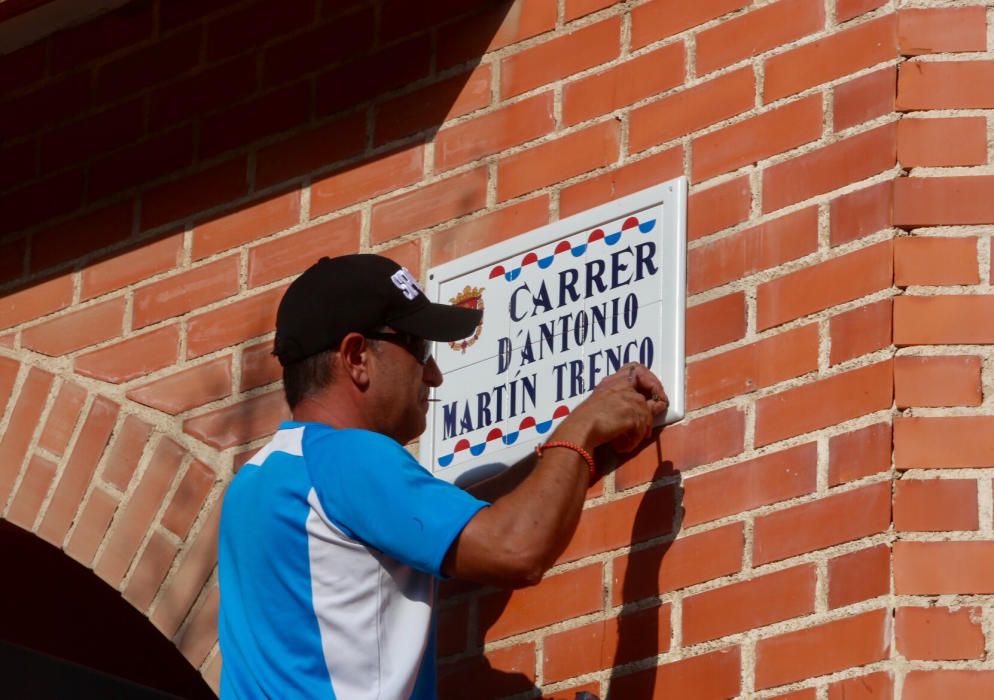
[218,421,488,699]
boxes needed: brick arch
[0,354,227,693]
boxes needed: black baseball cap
[273,254,483,366]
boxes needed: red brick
[258,112,367,188]
[895,355,981,408]
[378,0,483,42]
[184,390,289,450]
[201,82,311,159]
[123,530,179,612]
[898,117,988,168]
[316,36,431,116]
[895,479,978,532]
[898,7,988,56]
[895,176,994,228]
[833,67,897,132]
[82,234,184,300]
[90,125,196,201]
[830,180,893,247]
[241,341,281,391]
[688,176,752,242]
[756,361,892,447]
[205,0,312,61]
[828,421,891,486]
[178,583,220,666]
[95,28,201,105]
[438,642,537,700]
[631,0,749,49]
[500,17,620,99]
[828,544,890,609]
[764,123,897,212]
[543,604,671,682]
[95,437,185,586]
[431,196,550,266]
[687,324,818,409]
[828,672,893,700]
[692,96,823,183]
[39,100,145,173]
[150,56,258,132]
[248,214,360,288]
[261,9,374,87]
[686,292,746,356]
[375,65,491,146]
[37,397,119,547]
[754,481,891,565]
[907,221,979,279]
[75,325,180,384]
[436,92,554,171]
[102,415,152,491]
[438,0,556,69]
[127,357,233,416]
[612,523,744,605]
[135,257,240,329]
[141,158,248,232]
[193,192,301,260]
[0,42,46,98]
[765,15,898,101]
[689,208,818,294]
[615,407,746,490]
[775,690,817,700]
[558,485,678,564]
[64,488,119,567]
[37,381,87,457]
[479,564,602,642]
[498,120,619,202]
[0,274,73,330]
[0,74,91,141]
[837,0,887,23]
[161,460,216,540]
[630,68,755,153]
[22,298,124,356]
[830,299,892,367]
[898,60,994,110]
[684,564,816,644]
[904,671,994,700]
[311,147,423,218]
[896,541,994,594]
[755,609,889,690]
[563,42,685,125]
[30,202,134,274]
[0,170,83,237]
[371,168,487,244]
[150,500,221,637]
[896,416,994,469]
[697,0,825,74]
[0,356,18,414]
[0,140,37,193]
[436,600,468,657]
[683,443,817,527]
[186,286,286,359]
[559,147,684,218]
[0,368,53,506]
[7,453,57,530]
[609,646,741,699]
[758,241,892,331]
[894,295,994,346]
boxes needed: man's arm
[441,363,668,588]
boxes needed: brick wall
[0,0,991,697]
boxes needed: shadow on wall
[437,437,684,700]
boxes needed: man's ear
[338,332,371,387]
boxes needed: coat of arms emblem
[448,285,484,353]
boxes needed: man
[218,254,668,699]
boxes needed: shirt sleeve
[304,427,488,577]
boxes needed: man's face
[367,332,442,445]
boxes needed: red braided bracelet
[535,440,597,482]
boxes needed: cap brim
[389,302,483,342]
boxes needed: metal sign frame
[422,177,687,485]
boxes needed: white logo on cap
[390,268,423,300]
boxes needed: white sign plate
[422,177,687,484]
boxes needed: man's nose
[423,356,443,387]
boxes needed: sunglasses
[364,331,433,365]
